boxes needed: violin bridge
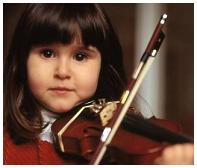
[99,101,119,126]
[88,99,119,126]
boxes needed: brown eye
[41,49,55,58]
[73,52,88,61]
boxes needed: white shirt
[39,110,60,143]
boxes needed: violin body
[51,103,181,164]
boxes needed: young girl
[3,4,193,165]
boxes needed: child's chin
[50,105,74,113]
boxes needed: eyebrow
[76,45,98,53]
[31,43,99,54]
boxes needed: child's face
[27,41,101,113]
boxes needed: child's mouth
[49,87,74,94]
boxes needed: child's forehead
[31,41,99,52]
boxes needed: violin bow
[90,13,168,165]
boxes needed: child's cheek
[26,55,50,98]
[77,70,100,99]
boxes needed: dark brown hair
[4,4,127,143]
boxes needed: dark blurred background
[3,3,194,137]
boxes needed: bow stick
[90,13,168,165]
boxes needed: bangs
[26,4,107,48]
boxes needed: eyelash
[40,49,55,58]
[40,49,89,62]
[73,52,89,62]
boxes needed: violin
[51,14,193,164]
[51,99,192,164]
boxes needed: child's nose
[54,59,71,79]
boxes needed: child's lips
[49,87,74,94]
